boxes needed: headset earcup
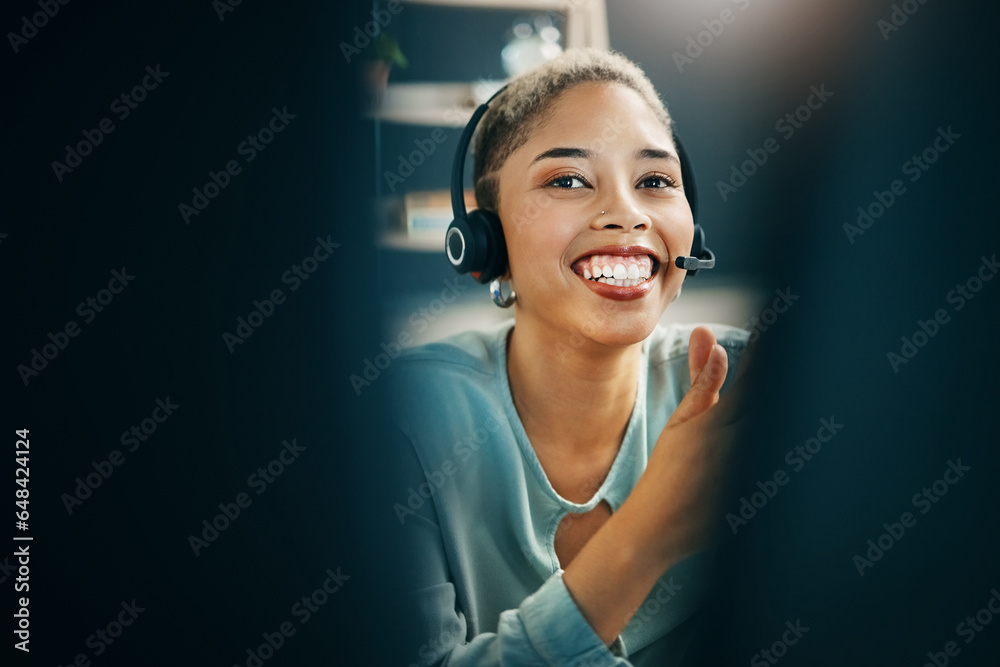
[445,210,507,284]
[445,215,479,274]
[468,209,507,284]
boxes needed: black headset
[444,86,715,284]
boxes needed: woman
[387,49,747,666]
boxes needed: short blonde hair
[472,48,672,213]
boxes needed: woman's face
[496,81,694,348]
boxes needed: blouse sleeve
[393,426,632,667]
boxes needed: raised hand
[562,326,738,645]
[640,325,732,566]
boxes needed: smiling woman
[386,49,748,666]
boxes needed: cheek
[505,226,571,283]
[501,207,576,280]
[499,188,557,239]
[656,213,695,290]
[662,210,696,258]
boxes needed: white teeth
[585,275,645,287]
[578,254,656,284]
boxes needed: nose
[590,189,649,232]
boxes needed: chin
[515,279,673,347]
[570,308,663,349]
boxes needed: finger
[671,343,728,425]
[687,325,717,384]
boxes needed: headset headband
[447,83,714,280]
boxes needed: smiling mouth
[570,253,660,287]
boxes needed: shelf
[396,0,609,52]
[378,229,446,253]
[368,80,506,127]
[402,0,571,8]
[374,190,474,252]
[368,1,608,128]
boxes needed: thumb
[687,325,716,383]
[670,343,728,426]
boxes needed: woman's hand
[639,325,737,566]
[562,326,743,645]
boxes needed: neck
[506,314,643,458]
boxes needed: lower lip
[575,271,656,301]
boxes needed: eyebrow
[529,146,680,165]
[530,147,591,164]
[635,148,679,163]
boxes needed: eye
[544,173,590,189]
[638,172,679,189]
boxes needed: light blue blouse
[388,319,747,666]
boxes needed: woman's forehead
[516,82,675,158]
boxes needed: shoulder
[390,320,512,382]
[383,323,515,503]
[383,321,512,434]
[646,322,749,368]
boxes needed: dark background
[3,0,999,665]
[4,1,398,664]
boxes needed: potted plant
[361,33,408,112]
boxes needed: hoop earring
[490,278,516,308]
